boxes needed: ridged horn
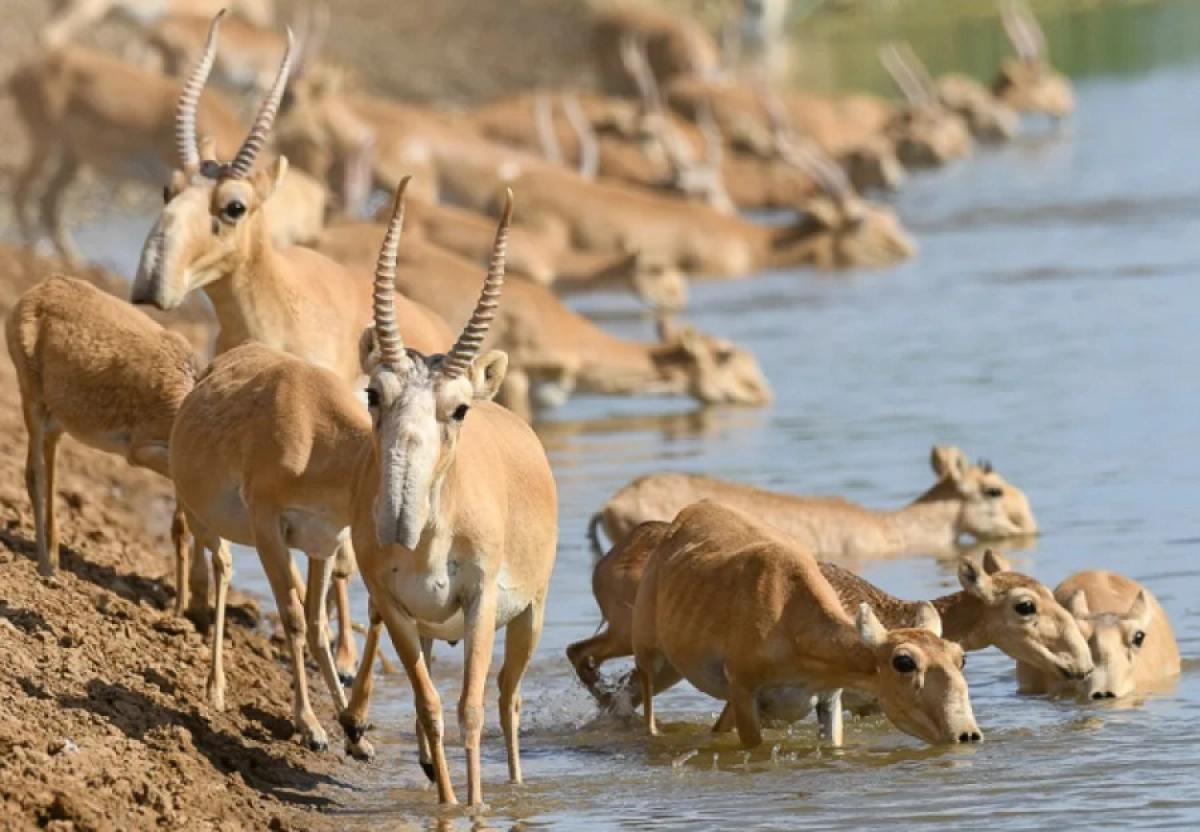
[373,176,411,370]
[441,190,512,378]
[176,9,225,172]
[228,27,295,178]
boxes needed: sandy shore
[0,244,379,831]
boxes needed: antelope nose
[1091,691,1116,701]
[957,731,983,743]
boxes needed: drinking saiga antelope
[336,184,559,807]
[589,445,1037,557]
[631,500,983,748]
[570,527,1091,743]
[131,15,449,679]
[1016,571,1179,701]
[6,277,200,610]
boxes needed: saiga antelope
[38,0,275,49]
[6,277,200,610]
[589,445,1036,557]
[1016,571,1179,700]
[879,43,974,169]
[991,0,1075,120]
[337,183,559,808]
[592,3,723,97]
[130,15,449,678]
[570,530,1091,741]
[7,13,328,265]
[631,500,983,747]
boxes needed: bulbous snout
[1081,666,1131,702]
[131,230,176,310]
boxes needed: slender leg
[415,636,436,782]
[206,538,232,711]
[498,599,545,784]
[712,702,735,734]
[460,589,499,807]
[302,553,350,716]
[185,528,212,633]
[816,690,844,747]
[728,678,763,749]
[330,539,359,684]
[170,502,191,618]
[40,153,83,267]
[22,406,54,577]
[41,427,62,576]
[633,647,665,736]
[251,508,327,750]
[566,628,632,706]
[12,141,54,247]
[339,600,379,761]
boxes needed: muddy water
[24,2,1200,828]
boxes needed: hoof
[420,759,436,783]
[345,737,375,762]
[307,736,329,752]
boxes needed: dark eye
[224,200,246,220]
[984,486,1004,498]
[365,388,379,408]
[892,654,917,673]
[451,404,468,421]
[1014,600,1037,617]
[1132,631,1146,648]
[960,654,967,670]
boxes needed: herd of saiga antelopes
[2,0,1182,810]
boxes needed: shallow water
[17,1,1200,828]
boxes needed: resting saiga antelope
[7,12,327,265]
[589,445,1037,557]
[131,16,449,678]
[632,500,983,747]
[335,184,558,808]
[1016,571,1179,701]
[570,528,1091,743]
[6,277,200,615]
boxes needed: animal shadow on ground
[59,680,339,806]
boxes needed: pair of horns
[879,41,938,108]
[534,92,599,180]
[1002,0,1046,63]
[373,177,513,378]
[175,9,294,177]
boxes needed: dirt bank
[0,244,373,831]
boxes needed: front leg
[816,690,844,747]
[460,587,499,807]
[340,600,381,762]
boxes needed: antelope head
[958,551,1094,681]
[839,135,907,194]
[929,446,1039,537]
[655,317,772,407]
[133,12,294,309]
[993,0,1074,119]
[857,603,982,745]
[936,77,1019,143]
[1064,590,1154,701]
[362,177,512,550]
[616,241,688,312]
[880,42,974,168]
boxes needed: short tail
[587,511,607,561]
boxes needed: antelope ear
[981,548,1011,575]
[198,135,219,163]
[470,349,508,400]
[931,445,968,479]
[1127,589,1151,630]
[255,155,289,202]
[1064,589,1090,620]
[958,555,999,603]
[914,601,943,637]
[358,326,380,373]
[857,603,888,648]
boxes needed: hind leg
[329,538,358,685]
[499,598,545,784]
[12,141,55,248]
[40,152,83,267]
[21,403,57,577]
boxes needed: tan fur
[339,183,559,807]
[141,11,290,93]
[936,74,1019,142]
[39,0,275,49]
[168,342,374,752]
[591,3,723,97]
[1016,571,1179,700]
[592,445,1037,557]
[570,538,1091,717]
[991,1,1075,119]
[5,277,201,619]
[354,233,770,420]
[7,44,326,264]
[630,501,982,747]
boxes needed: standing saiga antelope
[131,14,449,679]
[990,0,1075,121]
[7,11,328,265]
[589,445,1038,558]
[6,277,200,611]
[570,529,1091,744]
[337,183,559,808]
[1016,571,1179,701]
[631,500,983,748]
